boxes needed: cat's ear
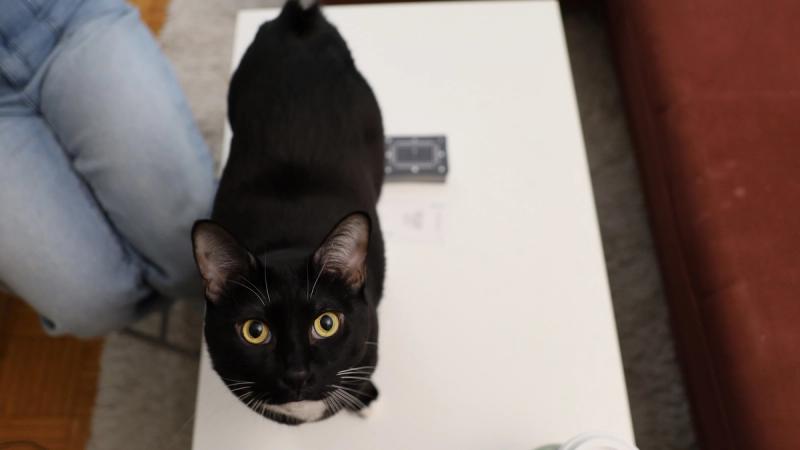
[313,212,371,290]
[192,220,254,303]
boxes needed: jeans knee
[45,291,167,338]
[38,271,154,338]
[43,305,128,338]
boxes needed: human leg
[0,116,157,337]
[40,2,216,299]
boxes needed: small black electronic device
[384,135,448,182]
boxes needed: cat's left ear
[192,220,254,303]
[313,212,371,290]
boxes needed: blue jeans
[0,0,216,336]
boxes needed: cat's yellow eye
[312,312,340,339]
[242,319,271,345]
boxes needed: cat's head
[191,212,378,424]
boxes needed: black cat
[191,0,384,425]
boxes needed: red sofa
[606,1,800,449]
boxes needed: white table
[193,2,634,449]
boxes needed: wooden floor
[0,295,102,450]
[133,0,170,35]
[0,2,169,449]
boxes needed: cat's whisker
[222,377,254,384]
[240,277,256,290]
[323,395,331,412]
[329,396,341,414]
[329,386,346,413]
[329,387,347,402]
[309,261,327,299]
[262,255,272,303]
[340,375,372,383]
[229,387,254,394]
[252,392,270,416]
[245,391,262,410]
[235,389,272,418]
[334,383,367,398]
[325,385,344,412]
[340,365,376,370]
[230,279,266,306]
[337,365,376,374]
[338,372,374,379]
[335,386,367,410]
[241,277,268,305]
[229,385,254,393]
[330,389,355,411]
[364,341,378,346]
[334,388,364,411]
[336,391,354,411]
[306,260,310,300]
[338,368,374,374]
[322,393,335,414]
[326,395,339,414]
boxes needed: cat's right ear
[192,220,253,303]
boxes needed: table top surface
[194,2,633,449]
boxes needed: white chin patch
[264,400,327,422]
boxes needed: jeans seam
[0,33,38,111]
[0,40,34,97]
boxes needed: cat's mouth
[285,389,308,402]
[275,386,325,404]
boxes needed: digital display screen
[395,145,435,163]
[384,135,447,181]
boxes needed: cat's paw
[356,400,378,419]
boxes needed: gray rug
[562,5,698,449]
[88,2,697,449]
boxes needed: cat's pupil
[249,321,264,337]
[320,315,334,331]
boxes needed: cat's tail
[296,0,320,10]
[279,0,322,31]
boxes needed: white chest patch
[263,400,328,422]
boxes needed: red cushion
[606,1,800,448]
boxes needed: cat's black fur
[191,0,384,425]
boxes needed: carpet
[87,2,697,449]
[562,5,698,449]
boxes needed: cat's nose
[283,368,311,390]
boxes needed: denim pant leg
[39,3,216,299]
[0,116,153,337]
